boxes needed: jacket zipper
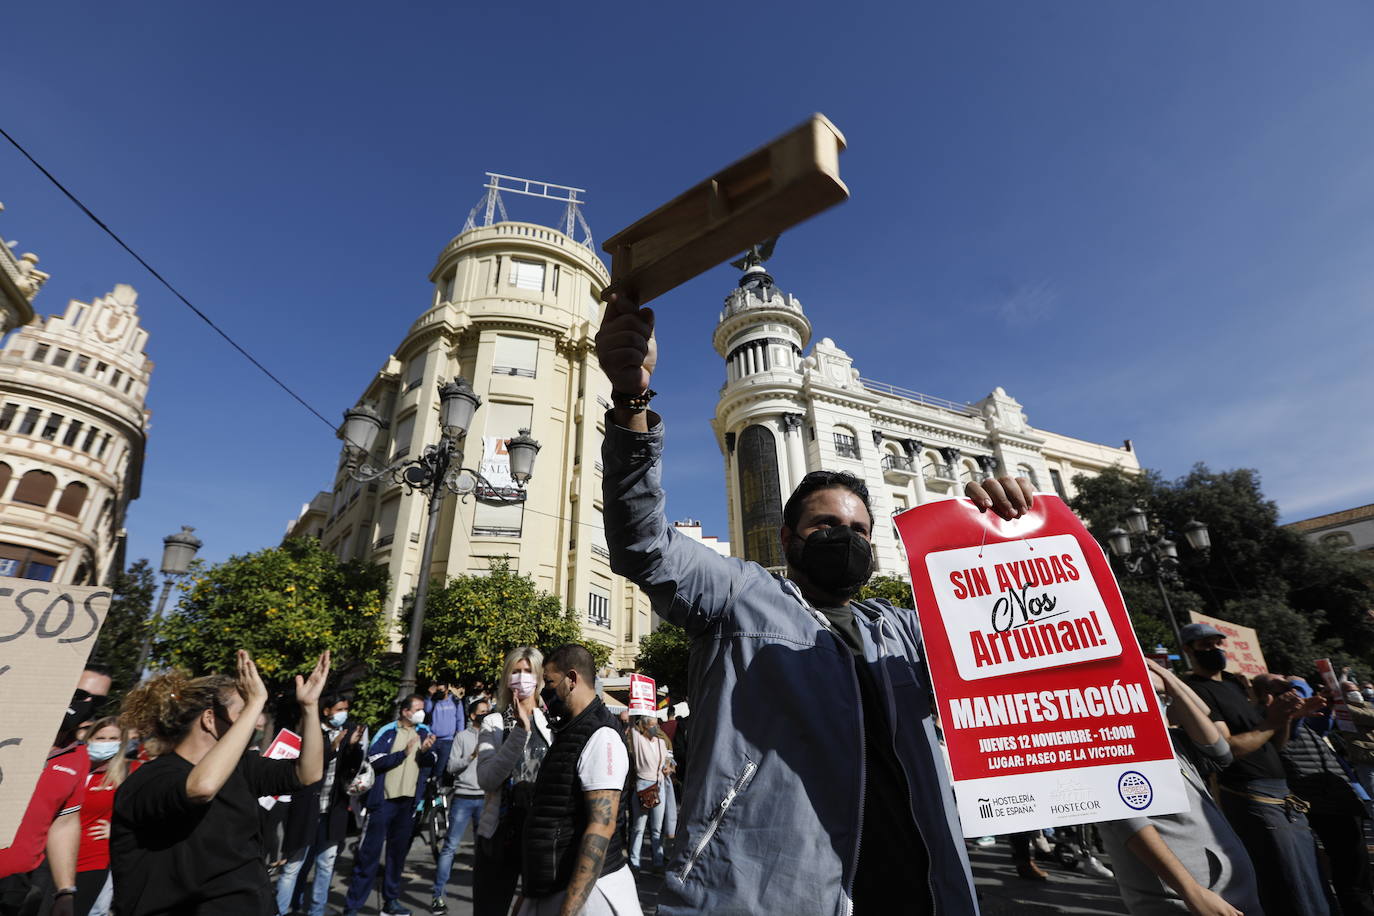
[876,616,939,915]
[676,759,756,882]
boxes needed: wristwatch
[610,388,656,412]
[54,887,77,898]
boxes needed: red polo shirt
[0,743,89,878]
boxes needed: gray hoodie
[603,416,977,916]
[446,721,485,796]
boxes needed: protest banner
[258,728,302,810]
[0,577,113,847]
[1315,658,1355,733]
[1187,611,1268,678]
[629,673,657,716]
[895,495,1187,835]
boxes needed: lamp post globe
[1183,519,1211,551]
[340,403,383,455]
[1105,526,1131,558]
[507,428,542,485]
[438,377,481,439]
[1124,506,1150,537]
[160,526,202,576]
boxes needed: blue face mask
[87,740,120,762]
[328,711,348,728]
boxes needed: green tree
[154,537,393,723]
[636,623,690,699]
[1070,465,1374,674]
[416,558,610,690]
[859,574,915,607]
[92,559,158,703]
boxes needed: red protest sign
[629,673,657,716]
[896,494,1187,835]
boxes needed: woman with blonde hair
[627,715,669,872]
[109,650,329,915]
[73,717,139,915]
[472,646,550,916]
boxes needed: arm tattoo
[587,792,615,826]
[560,789,619,916]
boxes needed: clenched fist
[595,292,656,395]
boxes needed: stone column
[781,413,806,491]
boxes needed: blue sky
[3,2,1372,571]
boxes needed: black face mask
[788,526,873,597]
[541,686,570,726]
[1194,647,1227,672]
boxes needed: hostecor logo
[1117,771,1153,810]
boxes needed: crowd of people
[2,289,1371,916]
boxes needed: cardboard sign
[629,673,656,716]
[0,577,113,848]
[1315,659,1355,732]
[258,728,302,810]
[895,495,1187,836]
[1188,612,1268,678]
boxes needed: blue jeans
[630,777,665,868]
[432,795,485,898]
[344,797,415,909]
[1220,777,1330,916]
[275,838,339,916]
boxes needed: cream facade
[0,203,43,336]
[0,283,152,584]
[712,264,1141,577]
[1284,504,1374,556]
[295,221,653,666]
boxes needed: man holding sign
[597,291,1031,914]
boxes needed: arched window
[0,462,10,499]
[12,470,57,507]
[1017,464,1040,489]
[832,425,860,460]
[737,425,784,568]
[55,482,89,518]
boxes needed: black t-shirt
[819,604,932,915]
[1183,674,1286,786]
[110,749,301,915]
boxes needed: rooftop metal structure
[463,173,594,248]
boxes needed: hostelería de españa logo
[924,534,1122,681]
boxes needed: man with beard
[595,291,1031,914]
[1181,623,1330,915]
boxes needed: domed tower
[711,257,812,570]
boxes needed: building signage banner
[894,495,1187,835]
[0,577,112,848]
[1187,611,1268,678]
[629,673,656,716]
[477,437,525,501]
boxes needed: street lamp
[341,378,541,698]
[135,526,203,676]
[1103,510,1210,648]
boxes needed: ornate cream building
[0,272,152,584]
[1,203,43,338]
[712,262,1141,576]
[294,208,653,666]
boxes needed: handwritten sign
[629,673,656,716]
[1315,659,1355,733]
[896,496,1186,836]
[1187,611,1268,678]
[0,577,112,847]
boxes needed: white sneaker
[1079,855,1114,879]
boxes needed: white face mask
[1346,692,1363,705]
[408,709,425,725]
[87,740,120,762]
[328,711,348,728]
[508,672,537,700]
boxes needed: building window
[94,361,108,379]
[375,497,400,549]
[1017,465,1040,489]
[110,370,123,388]
[0,403,17,431]
[1049,469,1067,499]
[405,357,425,392]
[73,355,90,373]
[508,258,545,291]
[0,462,10,498]
[472,499,523,537]
[588,587,611,629]
[551,264,560,295]
[62,420,83,447]
[31,344,49,362]
[97,433,111,458]
[738,424,784,568]
[1320,531,1355,548]
[833,430,860,460]
[55,482,88,518]
[391,413,415,459]
[12,470,57,507]
[492,335,538,378]
[440,270,457,304]
[52,349,71,369]
[0,543,61,581]
[18,408,41,435]
[40,413,63,441]
[81,427,100,452]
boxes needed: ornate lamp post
[134,526,203,676]
[341,378,541,698]
[1103,507,1211,647]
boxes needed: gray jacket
[446,724,484,796]
[603,418,977,916]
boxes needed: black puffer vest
[521,697,628,898]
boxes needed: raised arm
[186,650,269,803]
[293,651,330,786]
[596,292,749,635]
[559,788,620,916]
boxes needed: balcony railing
[881,454,916,473]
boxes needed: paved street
[300,827,1129,915]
